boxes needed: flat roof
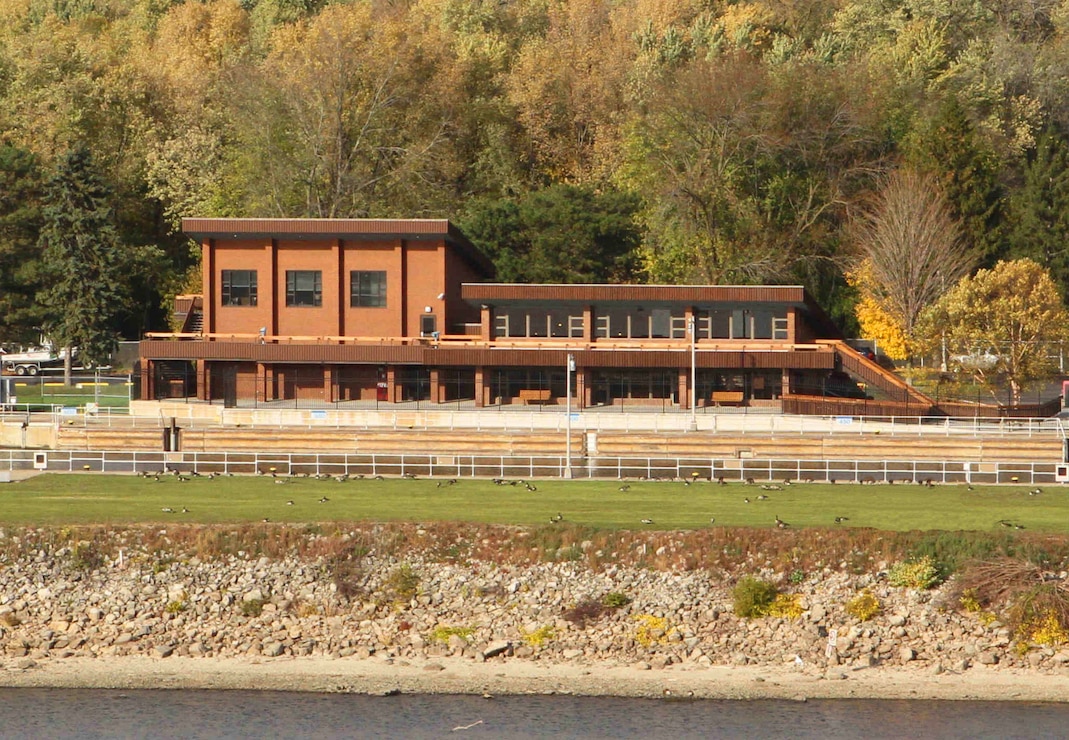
[183,218,494,276]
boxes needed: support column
[430,368,443,403]
[387,366,398,403]
[781,368,791,397]
[256,363,268,403]
[474,367,485,407]
[324,365,334,403]
[480,306,492,340]
[140,360,153,401]
[581,369,594,407]
[575,368,588,409]
[583,306,594,342]
[197,361,209,401]
[678,369,689,409]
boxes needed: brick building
[139,218,924,411]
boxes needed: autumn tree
[928,259,1069,405]
[850,169,974,363]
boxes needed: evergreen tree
[907,98,1005,266]
[1007,126,1069,298]
[0,144,46,345]
[460,184,642,284]
[37,146,128,378]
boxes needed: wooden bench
[711,390,745,406]
[518,389,553,405]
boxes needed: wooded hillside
[3,0,1069,342]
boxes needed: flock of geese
[136,469,1038,531]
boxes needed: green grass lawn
[7,381,130,408]
[0,474,1065,532]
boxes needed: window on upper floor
[350,270,386,308]
[221,270,257,307]
[286,270,322,307]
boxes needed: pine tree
[0,144,46,345]
[1007,127,1069,298]
[37,146,128,381]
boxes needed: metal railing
[0,448,1060,485]
[5,406,1063,438]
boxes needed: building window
[221,270,257,306]
[350,271,386,307]
[286,270,321,307]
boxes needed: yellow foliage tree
[846,260,911,361]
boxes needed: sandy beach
[2,655,1069,702]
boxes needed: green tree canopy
[37,146,129,372]
[460,183,642,284]
[0,143,46,345]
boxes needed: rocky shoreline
[0,532,1067,700]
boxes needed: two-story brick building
[139,218,925,411]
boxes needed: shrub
[564,599,606,627]
[1008,584,1069,648]
[733,576,779,618]
[788,569,806,585]
[888,556,944,589]
[846,590,881,621]
[241,598,265,617]
[766,593,804,619]
[70,541,104,571]
[520,625,556,647]
[165,599,187,615]
[330,556,365,601]
[602,591,631,609]
[429,625,474,643]
[387,563,420,601]
[633,614,674,646]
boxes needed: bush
[888,556,944,589]
[846,590,881,621]
[241,598,265,617]
[429,625,474,643]
[330,556,365,601]
[70,541,104,571]
[387,563,420,601]
[733,576,779,618]
[165,599,187,615]
[765,593,804,619]
[1008,584,1069,648]
[520,625,556,647]
[602,591,631,609]
[564,599,606,627]
[633,614,674,646]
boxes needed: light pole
[688,315,697,430]
[565,353,576,479]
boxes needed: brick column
[323,365,334,403]
[430,368,443,403]
[197,362,209,401]
[140,360,153,401]
[387,366,398,402]
[474,367,485,407]
[575,368,587,409]
[678,369,689,409]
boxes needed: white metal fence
[0,407,1065,438]
[0,448,1059,485]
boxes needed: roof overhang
[183,218,494,277]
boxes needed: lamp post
[565,353,576,479]
[688,315,697,430]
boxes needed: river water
[0,689,1067,739]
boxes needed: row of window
[492,308,789,340]
[221,270,386,308]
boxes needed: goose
[550,513,563,523]
[318,496,330,503]
[640,518,654,525]
[756,494,769,501]
[717,477,728,486]
[161,507,174,513]
[775,516,789,529]
[286,500,295,506]
[834,516,849,523]
[525,482,538,491]
[618,484,631,492]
